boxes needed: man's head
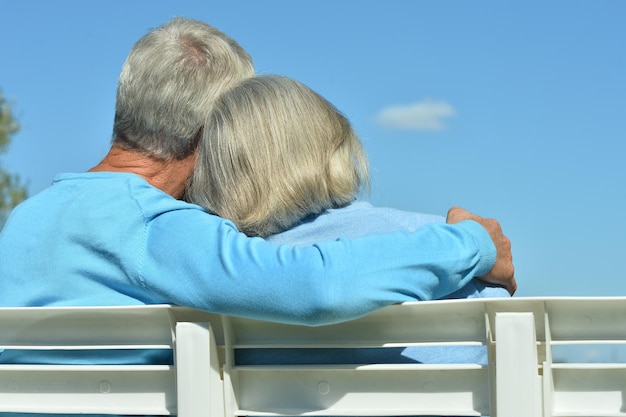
[112,17,254,161]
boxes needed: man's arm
[142,208,510,325]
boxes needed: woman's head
[186,75,369,237]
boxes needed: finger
[447,206,483,225]
[507,277,518,296]
[446,206,468,223]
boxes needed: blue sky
[1,0,625,298]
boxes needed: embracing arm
[142,210,502,326]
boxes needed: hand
[446,206,517,295]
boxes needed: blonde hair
[186,75,369,237]
[113,17,254,160]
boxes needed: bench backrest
[1,297,626,417]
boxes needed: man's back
[0,172,176,307]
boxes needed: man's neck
[89,145,196,199]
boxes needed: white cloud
[375,99,457,131]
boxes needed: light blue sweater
[0,172,496,365]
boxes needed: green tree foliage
[1,90,28,227]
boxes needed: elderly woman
[186,75,510,365]
[187,74,509,300]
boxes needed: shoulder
[267,201,446,246]
[336,201,445,229]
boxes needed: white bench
[1,297,625,417]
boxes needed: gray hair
[113,17,254,160]
[186,75,369,237]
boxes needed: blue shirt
[1,173,496,365]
